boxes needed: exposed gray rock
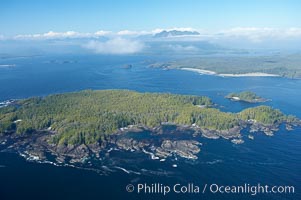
[155,140,201,159]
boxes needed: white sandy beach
[219,72,279,77]
[181,68,217,75]
[180,67,279,77]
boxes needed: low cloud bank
[83,38,144,54]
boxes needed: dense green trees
[226,91,259,100]
[151,54,301,78]
[238,106,284,124]
[0,90,296,144]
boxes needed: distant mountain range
[154,30,200,38]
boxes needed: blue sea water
[0,54,300,200]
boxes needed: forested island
[149,54,301,78]
[0,90,300,164]
[226,91,268,103]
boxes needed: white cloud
[116,30,153,37]
[83,38,144,54]
[117,30,139,36]
[7,27,301,46]
[15,31,91,40]
[11,27,301,42]
[217,27,301,42]
[165,44,199,52]
[116,28,198,36]
[279,28,301,39]
[149,27,301,43]
[14,30,111,40]
[94,30,111,36]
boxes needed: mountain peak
[154,30,200,38]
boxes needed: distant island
[0,90,300,165]
[226,91,268,103]
[148,54,301,78]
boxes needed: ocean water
[0,54,300,200]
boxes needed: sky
[1,0,301,54]
[0,0,300,36]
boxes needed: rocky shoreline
[0,119,299,169]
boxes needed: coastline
[180,68,217,75]
[180,67,279,77]
[219,72,279,77]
